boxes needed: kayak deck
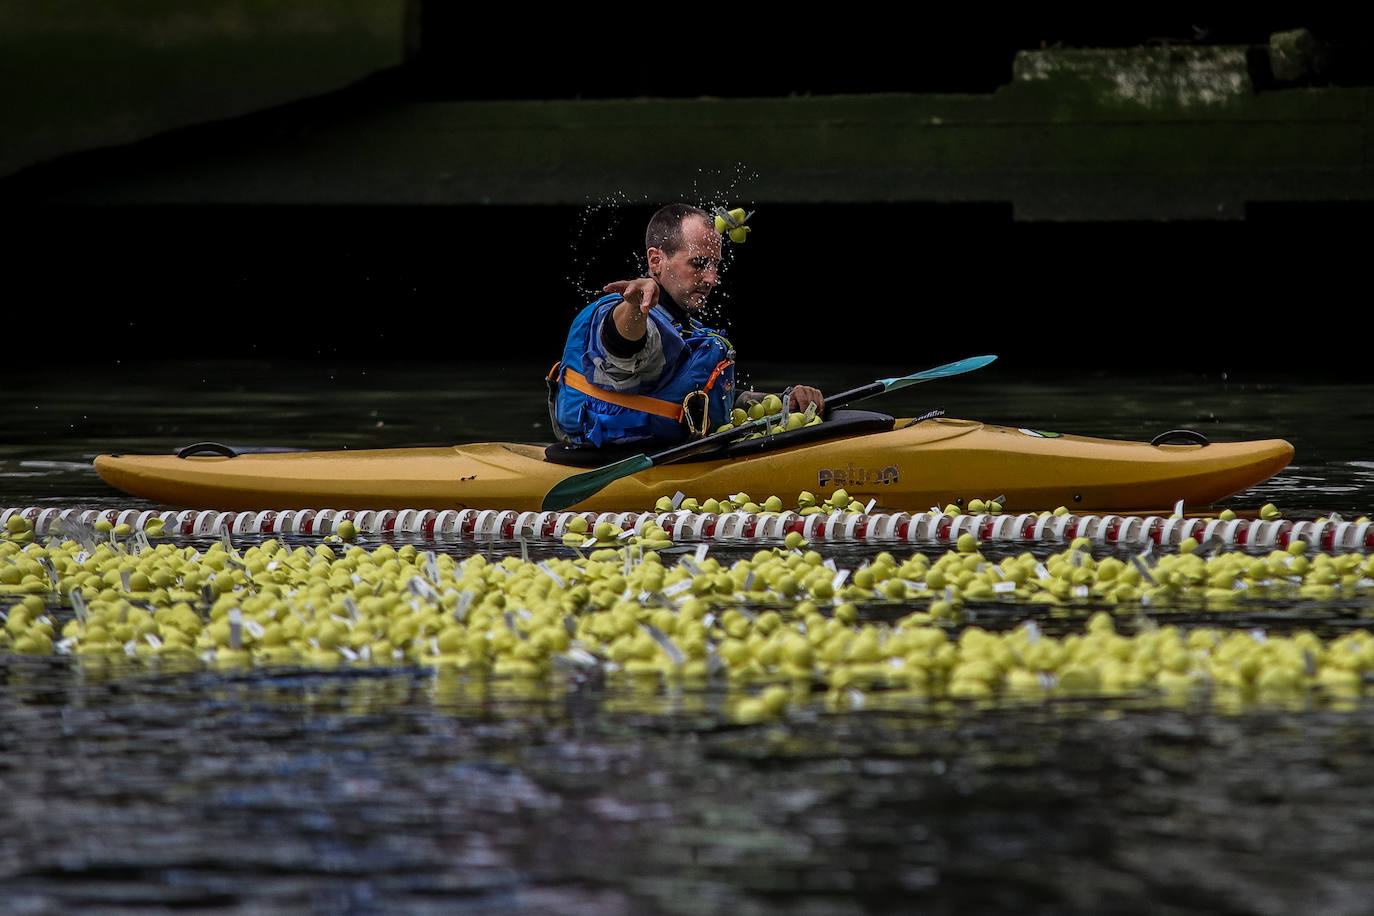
[93,417,1294,514]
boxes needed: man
[550,204,824,447]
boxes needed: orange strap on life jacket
[558,366,685,421]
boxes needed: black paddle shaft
[651,380,884,467]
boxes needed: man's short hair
[646,204,711,256]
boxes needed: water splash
[565,191,647,305]
[566,164,761,312]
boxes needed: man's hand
[736,386,826,414]
[604,279,659,342]
[604,278,658,316]
[788,386,825,414]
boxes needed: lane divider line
[5,506,1371,550]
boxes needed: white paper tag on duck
[537,561,565,588]
[663,579,693,598]
[453,590,474,622]
[228,608,243,651]
[408,575,441,605]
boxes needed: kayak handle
[177,442,239,459]
[900,408,946,428]
[1150,429,1209,447]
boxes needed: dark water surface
[5,360,1371,515]
[3,362,1374,913]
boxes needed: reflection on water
[4,362,1374,912]
[7,659,1374,914]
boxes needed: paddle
[540,354,997,512]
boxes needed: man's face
[648,216,722,311]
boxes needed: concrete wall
[9,33,1369,220]
[0,0,412,179]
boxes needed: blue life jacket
[551,294,736,447]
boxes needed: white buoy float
[4,505,1372,551]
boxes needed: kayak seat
[175,442,308,458]
[543,409,896,467]
[543,441,657,468]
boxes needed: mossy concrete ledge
[11,34,1372,220]
[0,0,412,181]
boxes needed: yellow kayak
[94,415,1293,514]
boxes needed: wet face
[648,216,722,311]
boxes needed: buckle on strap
[682,390,711,437]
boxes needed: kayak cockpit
[542,409,903,467]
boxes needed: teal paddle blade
[541,454,654,512]
[877,355,996,392]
